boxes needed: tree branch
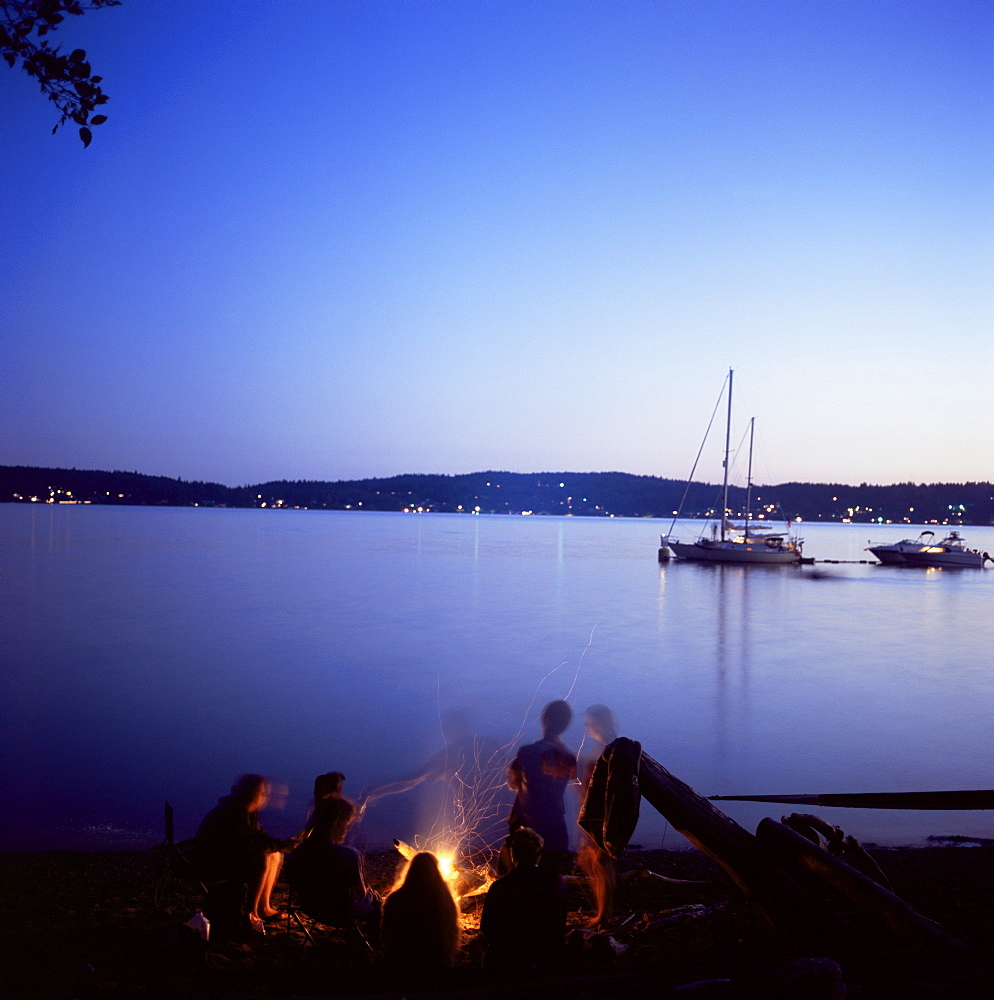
[1,0,119,146]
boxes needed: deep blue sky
[3,1,992,487]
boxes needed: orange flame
[392,837,493,903]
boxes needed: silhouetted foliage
[1,0,118,146]
[2,465,993,524]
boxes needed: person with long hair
[284,794,380,933]
[577,704,618,927]
[381,851,460,978]
[299,770,349,839]
[192,774,294,934]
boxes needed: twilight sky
[3,0,992,488]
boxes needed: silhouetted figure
[192,774,294,934]
[300,771,349,838]
[284,795,380,940]
[481,826,566,973]
[365,712,472,803]
[381,852,460,982]
[577,704,617,927]
[505,699,576,873]
[314,770,345,803]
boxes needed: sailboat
[660,370,803,565]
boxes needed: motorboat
[866,530,935,565]
[659,370,803,565]
[900,531,991,569]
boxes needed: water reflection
[1,506,992,852]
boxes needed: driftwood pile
[584,741,966,959]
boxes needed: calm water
[2,504,991,853]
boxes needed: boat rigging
[659,369,804,565]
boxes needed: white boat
[660,370,803,565]
[866,530,936,565]
[900,531,991,569]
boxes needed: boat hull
[898,532,989,569]
[664,539,801,565]
[866,532,936,565]
[901,550,986,569]
[868,547,912,565]
[867,543,931,565]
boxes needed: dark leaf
[90,114,107,125]
[79,126,92,147]
[69,49,87,63]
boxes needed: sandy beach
[2,841,991,999]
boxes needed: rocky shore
[1,842,991,999]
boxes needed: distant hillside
[2,465,992,525]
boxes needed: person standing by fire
[577,704,618,927]
[504,699,576,874]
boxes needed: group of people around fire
[191,699,617,979]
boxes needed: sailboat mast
[721,368,732,542]
[746,416,755,529]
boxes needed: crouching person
[192,774,295,936]
[284,795,380,944]
[481,826,566,974]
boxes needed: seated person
[381,851,460,978]
[192,773,295,933]
[299,771,348,838]
[284,796,380,930]
[312,770,346,806]
[481,826,567,972]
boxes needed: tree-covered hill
[2,465,991,525]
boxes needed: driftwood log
[637,752,843,947]
[755,817,964,953]
[634,750,965,954]
[781,812,893,889]
[709,789,994,810]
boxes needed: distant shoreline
[3,465,993,525]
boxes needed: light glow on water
[1,505,991,852]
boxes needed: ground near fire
[1,838,991,999]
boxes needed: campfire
[393,837,494,912]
